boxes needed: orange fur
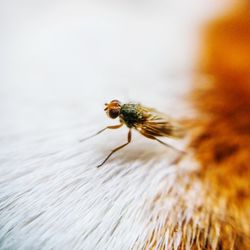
[190,1,250,249]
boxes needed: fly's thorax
[119,103,145,127]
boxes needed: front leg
[79,123,123,142]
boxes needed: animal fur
[188,2,250,249]
[0,1,249,250]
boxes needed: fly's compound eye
[109,109,120,119]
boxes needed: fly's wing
[135,106,185,139]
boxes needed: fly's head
[104,100,121,119]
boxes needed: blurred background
[0,0,230,136]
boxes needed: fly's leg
[138,129,185,164]
[79,124,123,142]
[154,138,185,154]
[154,137,186,164]
[97,129,132,168]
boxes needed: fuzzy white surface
[0,1,230,249]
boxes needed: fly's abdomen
[120,104,145,127]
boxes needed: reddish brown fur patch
[190,1,250,248]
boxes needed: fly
[80,100,185,167]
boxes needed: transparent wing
[135,106,185,139]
